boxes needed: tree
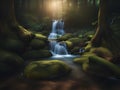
[91,0,120,56]
[0,0,34,41]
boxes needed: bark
[91,0,110,47]
[0,0,34,41]
[91,0,120,55]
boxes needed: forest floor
[0,56,120,90]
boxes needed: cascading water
[48,20,68,56]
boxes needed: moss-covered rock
[24,60,71,79]
[90,47,113,60]
[23,50,52,60]
[68,38,80,45]
[87,35,93,41]
[0,50,24,67]
[30,39,46,49]
[74,57,88,64]
[58,33,73,41]
[0,50,24,76]
[74,53,95,64]
[71,47,80,54]
[84,42,92,52]
[0,39,25,53]
[88,56,120,78]
[65,41,73,49]
[35,33,47,41]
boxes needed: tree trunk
[91,0,120,55]
[91,0,110,46]
[0,0,34,41]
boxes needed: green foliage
[24,60,71,79]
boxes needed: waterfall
[48,20,68,55]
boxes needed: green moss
[30,39,46,49]
[84,42,92,52]
[87,35,93,41]
[89,56,120,78]
[68,38,80,45]
[90,47,113,60]
[23,50,52,60]
[65,41,73,49]
[71,47,80,54]
[35,33,47,40]
[24,60,71,79]
[74,57,88,64]
[82,62,89,72]
[58,33,73,41]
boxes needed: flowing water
[48,20,68,56]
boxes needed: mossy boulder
[65,41,73,49]
[30,39,46,49]
[0,50,24,76]
[0,39,24,53]
[71,47,80,54]
[23,50,52,60]
[87,35,93,41]
[90,47,113,60]
[58,33,73,41]
[68,38,80,46]
[35,33,47,41]
[88,56,120,78]
[74,57,89,64]
[24,60,71,79]
[84,42,92,52]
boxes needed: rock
[90,47,113,60]
[30,39,46,50]
[88,55,120,78]
[0,39,25,53]
[74,57,88,64]
[73,53,95,64]
[68,38,81,46]
[84,42,92,52]
[65,41,73,49]
[71,47,80,54]
[58,33,73,41]
[24,60,71,79]
[35,33,47,41]
[0,50,24,76]
[23,50,52,60]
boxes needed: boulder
[35,33,47,41]
[90,47,113,60]
[0,50,24,76]
[68,38,81,46]
[0,39,25,53]
[88,56,120,78]
[30,39,46,50]
[23,50,52,60]
[24,60,71,79]
[58,33,73,41]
